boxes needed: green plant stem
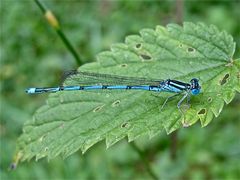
[34,0,83,66]
[130,142,158,180]
[170,131,178,160]
[175,0,184,24]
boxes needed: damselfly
[26,71,201,112]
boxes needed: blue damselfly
[26,71,201,112]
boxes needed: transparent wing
[64,71,163,86]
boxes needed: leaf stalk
[130,142,158,180]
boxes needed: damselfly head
[190,78,201,95]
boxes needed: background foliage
[1,1,239,179]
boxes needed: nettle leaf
[16,22,239,162]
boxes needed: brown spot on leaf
[140,54,152,60]
[187,47,195,53]
[136,43,142,48]
[121,122,129,128]
[198,109,206,115]
[112,100,120,107]
[179,44,183,48]
[207,97,212,103]
[120,64,127,67]
[93,105,104,112]
[220,73,230,85]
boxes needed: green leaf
[16,22,239,162]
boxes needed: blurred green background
[1,0,240,179]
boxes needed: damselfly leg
[160,93,181,111]
[186,93,191,109]
[159,92,191,113]
[177,92,191,116]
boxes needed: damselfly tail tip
[25,88,36,94]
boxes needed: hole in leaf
[207,97,212,103]
[120,64,127,67]
[136,43,142,48]
[179,44,183,48]
[198,108,206,115]
[220,73,230,85]
[112,100,120,107]
[44,147,49,152]
[140,54,152,60]
[93,105,104,112]
[187,47,195,53]
[121,122,129,128]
